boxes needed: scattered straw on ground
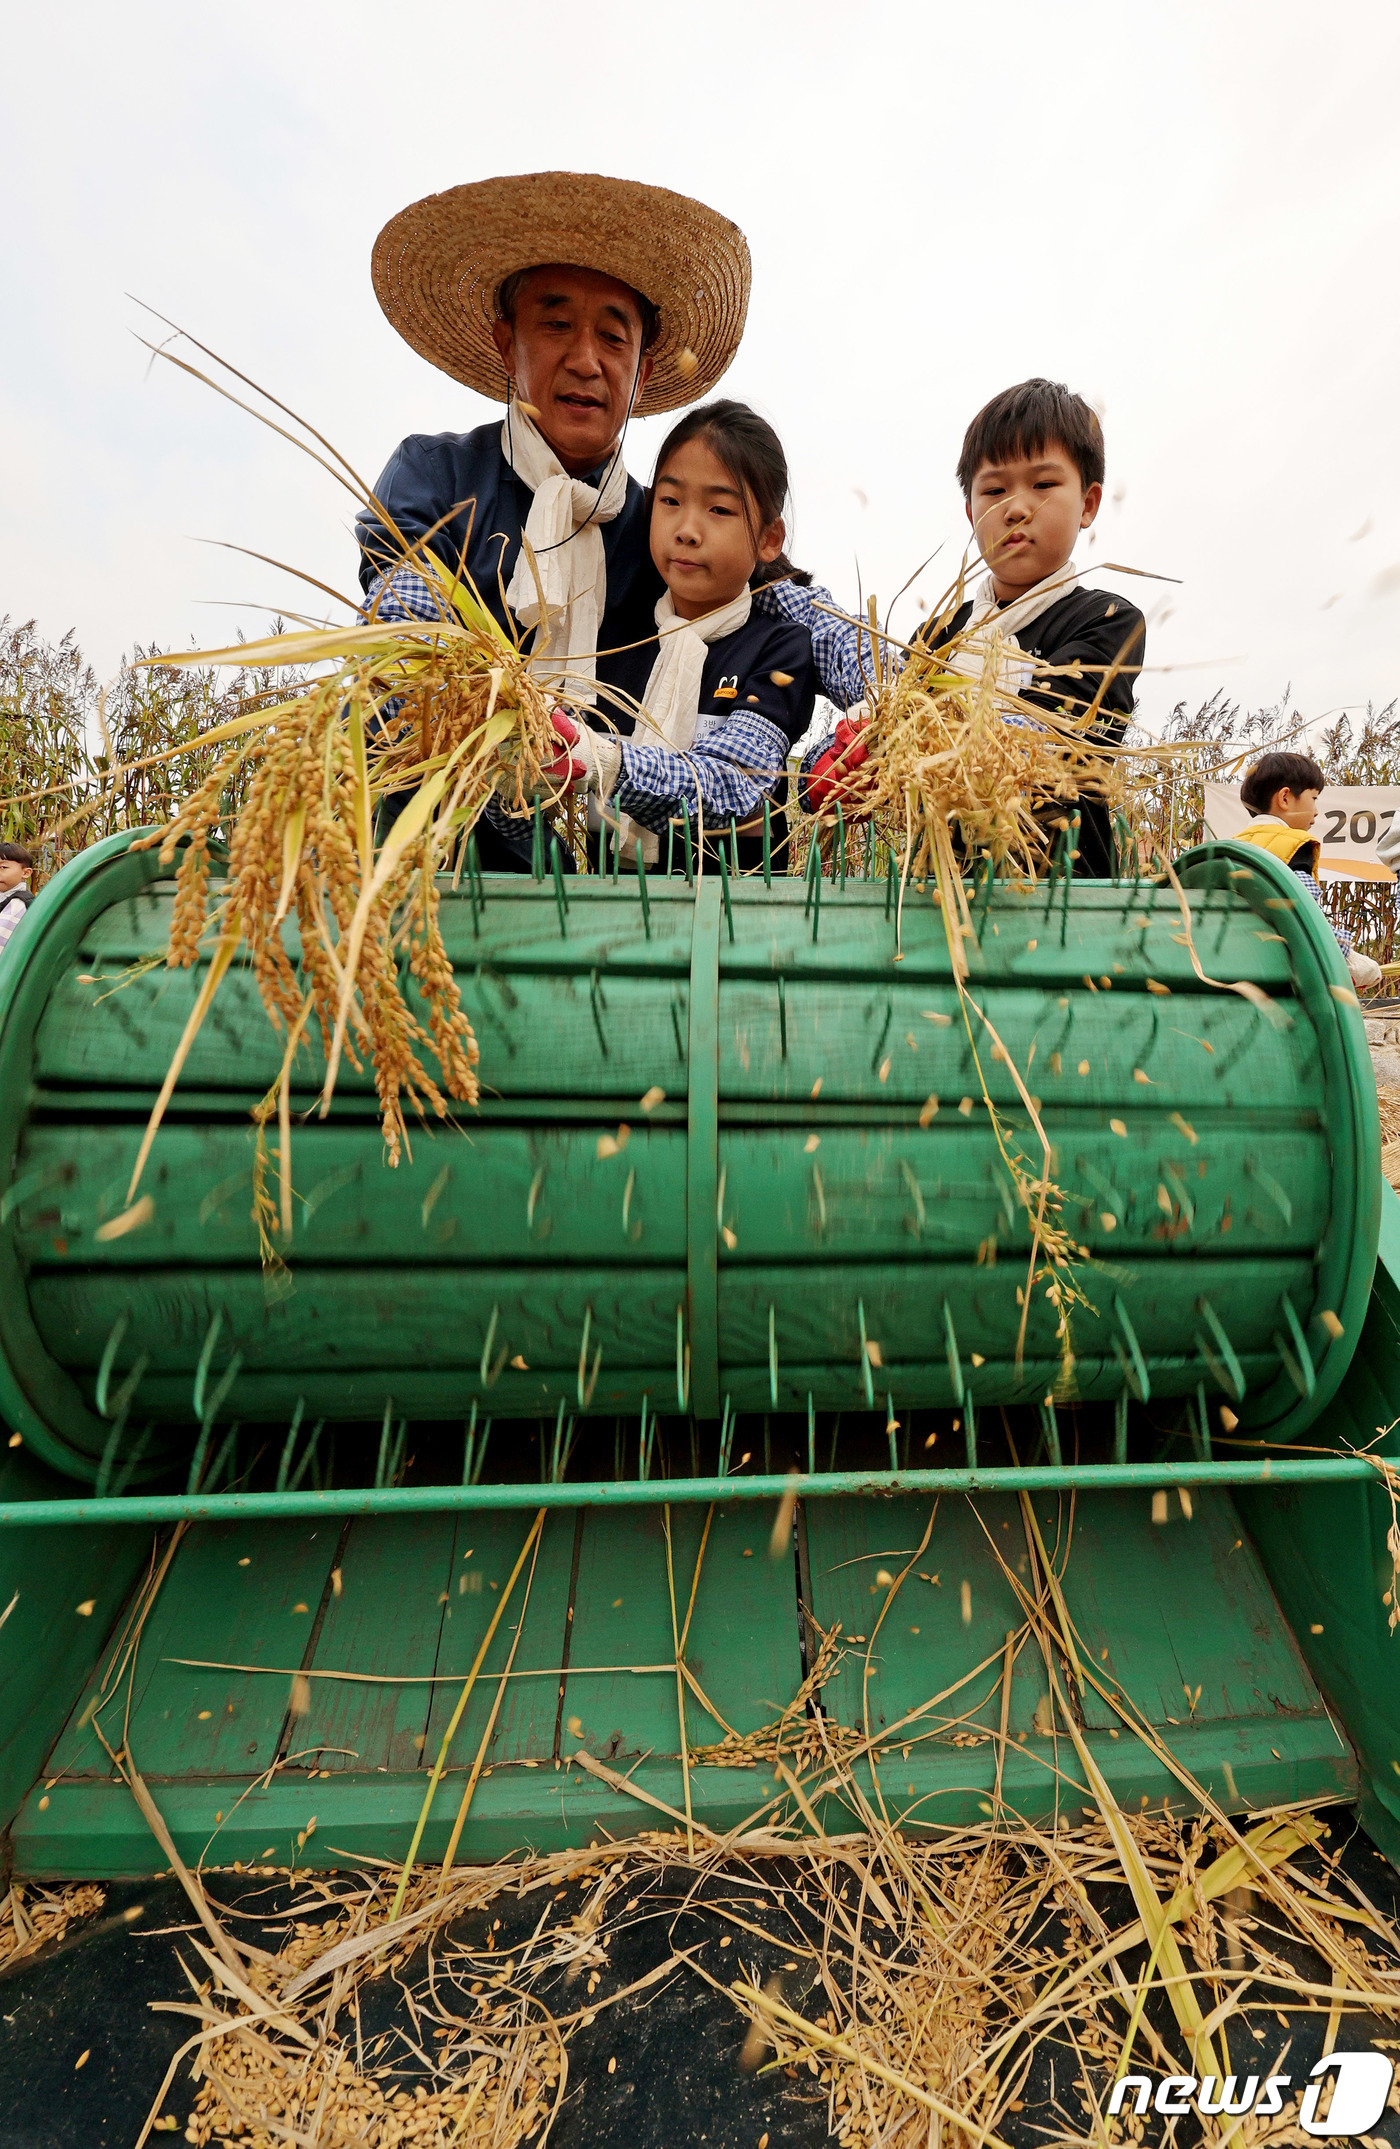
[1377,1086,1400,1189]
[0,1881,105,1972]
[143,1792,1400,2149]
[105,1489,1400,2147]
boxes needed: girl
[562,401,817,874]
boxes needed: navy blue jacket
[356,421,663,696]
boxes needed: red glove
[805,713,873,818]
[540,709,588,787]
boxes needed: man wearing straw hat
[358,170,868,867]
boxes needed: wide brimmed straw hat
[372,171,751,417]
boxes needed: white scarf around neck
[501,401,630,695]
[608,585,753,866]
[945,558,1081,699]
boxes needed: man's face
[490,266,654,476]
[0,860,27,895]
[965,445,1101,600]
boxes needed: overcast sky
[5,0,1399,737]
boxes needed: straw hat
[371,171,751,418]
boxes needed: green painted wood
[30,1268,687,1378]
[11,1122,688,1269]
[713,879,1298,990]
[715,1122,1331,1259]
[562,1503,801,1765]
[295,1513,458,1776]
[802,1494,1050,1745]
[1241,1182,1400,1868]
[421,1508,576,1767]
[715,982,1320,1111]
[9,1117,1333,1276]
[68,876,1302,993]
[35,963,695,1102]
[10,1711,1356,1880]
[44,1519,341,1780]
[1058,1490,1326,1731]
[687,880,722,1419]
[0,1449,150,1831]
[803,1489,1347,1792]
[714,1256,1317,1372]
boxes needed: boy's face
[1268,785,1320,831]
[965,445,1101,600]
[0,860,28,895]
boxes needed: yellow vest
[1234,817,1319,873]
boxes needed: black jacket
[914,583,1146,876]
[916,583,1145,736]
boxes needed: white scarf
[944,558,1081,699]
[501,402,630,695]
[609,586,753,865]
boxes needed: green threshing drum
[0,832,1380,1482]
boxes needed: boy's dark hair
[651,399,812,589]
[1240,751,1326,813]
[956,378,1105,497]
[0,842,34,869]
[496,265,662,353]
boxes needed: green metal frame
[0,833,1381,1481]
[686,878,721,1417]
[0,831,184,1481]
[1176,840,1381,1440]
[0,1454,1381,1528]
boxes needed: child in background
[1236,751,1382,991]
[804,379,1145,876]
[0,842,34,955]
[563,400,816,873]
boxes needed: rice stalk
[804,588,1181,1378]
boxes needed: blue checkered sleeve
[361,567,521,842]
[363,566,442,624]
[753,578,883,713]
[612,714,789,834]
[1293,864,1352,954]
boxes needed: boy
[1236,752,1382,991]
[0,842,33,955]
[804,378,1146,875]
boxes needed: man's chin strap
[501,400,630,697]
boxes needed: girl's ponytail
[750,551,812,591]
[649,400,811,588]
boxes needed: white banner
[1203,782,1399,883]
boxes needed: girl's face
[650,435,784,619]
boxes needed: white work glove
[1347,948,1384,993]
[554,714,621,799]
[1379,817,1400,871]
